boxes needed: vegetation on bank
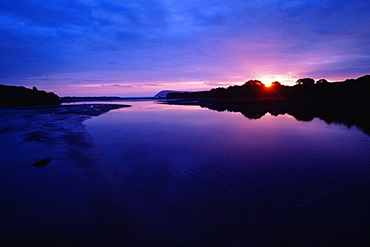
[0,85,60,107]
[165,75,370,136]
[167,75,370,104]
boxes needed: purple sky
[1,0,369,96]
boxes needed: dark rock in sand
[33,158,52,167]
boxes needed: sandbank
[0,104,165,246]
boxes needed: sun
[264,81,272,87]
[257,74,298,87]
[258,76,277,87]
[258,75,284,87]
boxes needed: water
[86,100,370,246]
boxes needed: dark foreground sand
[0,105,166,246]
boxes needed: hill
[154,90,192,98]
[0,85,60,107]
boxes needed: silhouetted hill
[0,85,60,107]
[154,90,192,98]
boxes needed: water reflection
[165,101,370,136]
[86,101,370,246]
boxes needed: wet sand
[0,104,165,246]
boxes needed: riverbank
[0,104,165,246]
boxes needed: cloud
[0,0,369,95]
[111,84,132,88]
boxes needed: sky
[0,0,369,96]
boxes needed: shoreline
[0,104,165,246]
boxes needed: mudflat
[0,104,165,246]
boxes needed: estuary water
[85,100,370,246]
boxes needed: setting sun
[258,75,282,87]
[264,81,272,87]
[257,74,295,87]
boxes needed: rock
[33,158,52,167]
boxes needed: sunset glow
[264,81,273,87]
[0,1,369,96]
[258,75,289,88]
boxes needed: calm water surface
[86,100,370,246]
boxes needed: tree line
[167,75,370,104]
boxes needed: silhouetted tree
[243,80,264,86]
[296,78,315,85]
[166,75,370,105]
[316,79,329,84]
[271,81,282,87]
